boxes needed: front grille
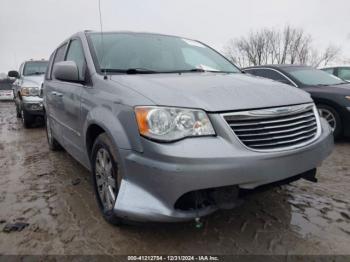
[223,103,321,151]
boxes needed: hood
[110,73,312,112]
[22,75,44,89]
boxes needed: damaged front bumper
[113,118,333,222]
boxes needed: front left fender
[83,104,143,155]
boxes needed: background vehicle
[0,77,15,101]
[320,65,350,82]
[9,60,48,127]
[44,32,332,224]
[243,65,350,138]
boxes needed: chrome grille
[223,103,321,151]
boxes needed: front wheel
[91,133,122,225]
[317,104,342,139]
[15,103,21,118]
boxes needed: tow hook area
[175,185,241,212]
[301,168,318,183]
[176,169,318,228]
[191,186,241,229]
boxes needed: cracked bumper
[113,118,333,222]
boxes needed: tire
[45,113,62,151]
[91,133,122,225]
[317,104,342,139]
[16,103,21,118]
[21,109,33,128]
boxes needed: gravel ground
[0,101,349,255]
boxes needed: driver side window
[65,39,86,81]
[251,69,294,86]
[337,68,350,81]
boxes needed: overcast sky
[1,0,350,73]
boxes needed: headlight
[135,106,215,141]
[21,87,40,96]
[345,96,350,101]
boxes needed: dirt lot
[0,101,349,255]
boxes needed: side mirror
[8,70,19,78]
[53,61,84,83]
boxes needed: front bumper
[22,96,44,115]
[114,118,333,222]
[343,107,350,137]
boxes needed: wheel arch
[83,106,143,160]
[314,99,343,137]
[86,124,106,159]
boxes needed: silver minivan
[43,31,333,224]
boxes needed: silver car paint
[44,31,333,222]
[13,65,45,112]
[110,73,311,111]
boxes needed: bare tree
[223,25,341,68]
[307,45,341,67]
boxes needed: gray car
[9,60,48,127]
[43,31,333,224]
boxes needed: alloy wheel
[95,148,117,211]
[318,108,336,131]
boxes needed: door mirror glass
[53,61,83,83]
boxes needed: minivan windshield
[87,32,240,74]
[285,67,346,86]
[23,61,48,76]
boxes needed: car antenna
[98,0,107,80]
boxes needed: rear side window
[322,68,334,74]
[52,43,67,79]
[65,39,86,80]
[244,69,256,75]
[251,69,286,82]
[337,68,350,81]
[246,68,295,86]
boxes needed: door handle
[51,91,63,97]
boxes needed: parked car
[0,78,15,101]
[243,65,350,139]
[320,65,350,82]
[44,31,333,224]
[9,60,48,127]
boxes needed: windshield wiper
[100,68,236,74]
[101,68,158,74]
[163,68,235,73]
[26,72,45,76]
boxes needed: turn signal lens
[135,107,150,135]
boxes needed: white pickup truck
[8,60,48,127]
